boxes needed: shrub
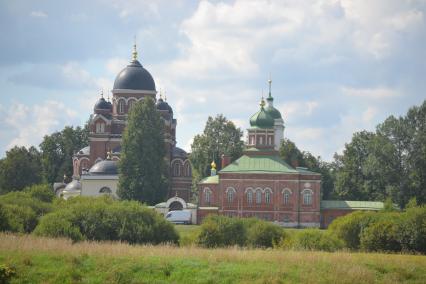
[0,264,16,284]
[246,221,283,248]
[0,204,10,231]
[0,187,54,233]
[328,211,378,249]
[34,196,179,245]
[197,215,246,247]
[24,184,55,203]
[279,229,343,252]
[360,219,401,252]
[396,205,426,253]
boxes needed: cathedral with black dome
[70,44,192,201]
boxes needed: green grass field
[1,233,425,284]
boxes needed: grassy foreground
[1,233,425,284]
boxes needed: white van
[165,210,192,224]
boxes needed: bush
[397,205,426,253]
[197,215,246,247]
[34,196,179,245]
[360,219,401,252]
[328,211,378,249]
[246,221,283,248]
[278,229,343,252]
[0,264,16,284]
[24,184,55,203]
[0,186,55,233]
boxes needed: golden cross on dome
[211,160,216,169]
[132,36,138,61]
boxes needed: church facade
[70,44,192,201]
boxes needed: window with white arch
[204,188,212,204]
[247,190,253,204]
[256,189,262,204]
[172,161,181,177]
[118,99,125,114]
[265,189,271,204]
[282,189,292,205]
[226,187,236,203]
[302,189,313,205]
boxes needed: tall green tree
[40,126,88,184]
[118,98,168,205]
[190,114,244,178]
[0,146,42,193]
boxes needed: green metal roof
[219,154,300,174]
[199,175,219,184]
[321,200,384,210]
[249,107,274,129]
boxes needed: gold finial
[159,89,163,99]
[101,89,104,98]
[132,36,138,61]
[260,96,266,108]
[211,160,216,169]
[164,91,167,102]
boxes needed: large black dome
[89,160,118,175]
[113,59,156,91]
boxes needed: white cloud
[30,11,48,18]
[342,86,400,99]
[0,101,79,152]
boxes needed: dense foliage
[334,100,426,207]
[277,229,343,252]
[39,126,88,184]
[190,114,244,179]
[197,215,283,248]
[118,98,169,205]
[34,196,179,245]
[0,184,55,233]
[0,146,42,194]
[329,206,426,253]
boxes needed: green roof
[220,154,300,174]
[249,106,274,129]
[321,200,384,210]
[199,175,219,184]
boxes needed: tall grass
[1,233,425,283]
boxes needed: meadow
[1,232,426,284]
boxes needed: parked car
[165,210,192,224]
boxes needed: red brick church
[197,82,383,228]
[71,44,192,201]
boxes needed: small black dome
[172,147,188,159]
[89,160,118,175]
[113,60,156,91]
[94,98,112,111]
[156,98,173,114]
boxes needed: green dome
[250,107,274,128]
[265,106,282,119]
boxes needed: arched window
[259,136,264,145]
[128,99,136,112]
[172,161,181,177]
[118,99,125,114]
[226,187,235,203]
[99,187,112,195]
[184,162,191,177]
[302,189,313,205]
[265,190,271,204]
[204,188,211,204]
[256,190,262,204]
[249,136,255,145]
[247,191,253,204]
[282,189,292,205]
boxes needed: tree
[39,126,88,184]
[190,114,244,178]
[118,98,168,205]
[0,146,42,194]
[279,138,336,199]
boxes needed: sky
[0,0,425,161]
